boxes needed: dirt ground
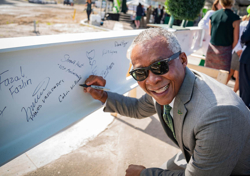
[0,0,107,38]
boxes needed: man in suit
[239,18,250,109]
[159,6,164,24]
[153,5,161,24]
[84,28,250,176]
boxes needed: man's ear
[179,52,187,67]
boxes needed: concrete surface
[0,109,114,176]
[23,109,181,176]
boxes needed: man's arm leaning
[104,92,156,119]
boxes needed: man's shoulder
[183,70,250,125]
[191,69,243,108]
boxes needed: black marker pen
[79,84,110,91]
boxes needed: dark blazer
[136,5,143,16]
[159,9,164,20]
[240,19,250,64]
[153,8,158,18]
[104,67,250,176]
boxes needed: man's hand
[236,50,243,57]
[125,164,146,176]
[83,75,108,103]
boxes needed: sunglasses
[129,51,181,81]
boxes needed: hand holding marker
[79,84,110,91]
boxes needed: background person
[135,3,143,29]
[205,0,240,71]
[160,6,165,24]
[86,0,92,23]
[226,15,250,93]
[153,5,161,24]
[146,5,152,26]
[140,5,146,28]
[84,28,250,176]
[197,0,222,56]
[239,18,250,109]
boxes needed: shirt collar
[169,98,175,108]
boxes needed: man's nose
[145,70,161,85]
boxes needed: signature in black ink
[86,49,97,75]
[70,76,81,90]
[66,69,81,79]
[0,66,25,90]
[21,77,50,122]
[42,80,64,103]
[102,49,118,56]
[0,106,6,117]
[61,54,76,65]
[114,40,128,47]
[76,61,84,68]
[59,77,81,103]
[9,79,32,97]
[101,62,115,78]
[58,90,70,102]
[60,54,84,68]
[58,64,66,70]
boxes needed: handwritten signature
[114,40,128,47]
[0,66,25,90]
[102,49,118,56]
[86,49,97,75]
[61,54,84,68]
[9,78,32,98]
[0,106,6,117]
[59,76,81,102]
[66,69,81,79]
[100,62,115,78]
[61,54,76,65]
[42,80,64,103]
[21,77,50,122]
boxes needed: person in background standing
[160,6,165,24]
[86,0,92,23]
[140,5,146,28]
[153,5,161,24]
[146,5,152,26]
[135,3,143,29]
[226,15,249,93]
[239,17,250,108]
[205,0,240,72]
[197,0,222,56]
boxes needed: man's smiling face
[130,36,187,105]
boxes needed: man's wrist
[100,91,108,104]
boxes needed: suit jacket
[136,6,143,17]
[146,8,152,22]
[240,19,250,64]
[153,8,159,18]
[104,67,250,176]
[159,9,164,20]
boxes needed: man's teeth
[154,85,169,93]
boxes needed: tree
[165,0,205,28]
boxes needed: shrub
[165,0,205,21]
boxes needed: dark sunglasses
[129,51,181,81]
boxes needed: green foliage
[116,0,121,12]
[165,0,205,20]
